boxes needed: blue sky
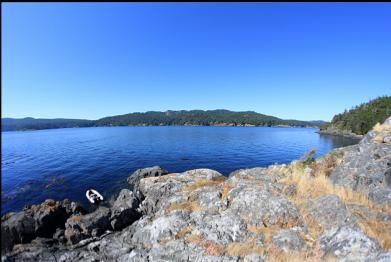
[2,3,391,121]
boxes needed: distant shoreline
[2,124,321,133]
[317,130,363,140]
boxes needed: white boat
[86,189,104,204]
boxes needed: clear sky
[2,3,391,121]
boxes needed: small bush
[301,149,316,165]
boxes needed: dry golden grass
[372,123,391,143]
[226,237,265,257]
[202,240,225,256]
[187,234,264,258]
[221,183,234,200]
[185,234,225,256]
[69,215,83,222]
[166,200,202,213]
[357,219,391,250]
[300,211,324,242]
[281,161,380,211]
[183,176,227,192]
[266,241,333,262]
[186,231,332,260]
[373,122,391,133]
[175,226,192,240]
[186,234,204,244]
[247,219,302,244]
[352,206,391,250]
[234,174,257,180]
[247,225,278,244]
[373,135,385,143]
[247,225,264,234]
[278,159,391,250]
[311,157,338,177]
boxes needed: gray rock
[1,199,85,253]
[227,183,303,228]
[373,252,391,262]
[64,207,111,244]
[243,254,266,262]
[272,228,306,252]
[127,166,168,199]
[306,194,355,230]
[320,225,381,261]
[198,212,249,245]
[329,117,391,205]
[384,135,391,144]
[110,189,140,230]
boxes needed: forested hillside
[95,110,323,127]
[321,96,391,135]
[2,110,327,131]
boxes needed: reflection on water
[318,134,361,148]
[1,126,359,214]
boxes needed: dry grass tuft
[373,122,391,133]
[247,225,264,235]
[184,176,227,192]
[267,241,331,262]
[186,234,204,244]
[175,226,193,240]
[166,200,202,213]
[352,209,391,250]
[373,135,385,143]
[185,234,225,256]
[202,240,225,256]
[372,123,391,143]
[221,183,234,200]
[281,161,379,211]
[70,215,83,222]
[301,211,324,242]
[278,157,391,251]
[226,237,265,257]
[247,220,301,244]
[357,219,391,250]
[234,174,257,180]
[311,156,339,177]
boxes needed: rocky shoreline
[318,126,363,140]
[1,118,391,261]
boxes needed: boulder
[306,194,355,230]
[127,166,168,199]
[1,212,35,252]
[1,199,85,252]
[64,207,111,244]
[320,225,381,261]
[110,189,141,230]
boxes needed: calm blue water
[1,126,358,214]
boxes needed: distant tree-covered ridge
[2,110,327,131]
[320,96,391,135]
[95,110,325,127]
[1,118,94,131]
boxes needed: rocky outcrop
[64,207,112,244]
[110,189,140,230]
[1,199,85,253]
[329,117,391,204]
[1,118,390,261]
[127,166,168,199]
[318,125,363,139]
